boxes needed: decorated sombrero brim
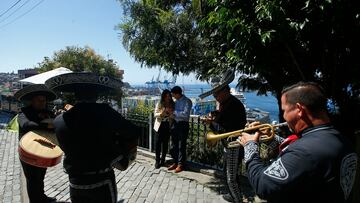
[198,70,235,99]
[45,72,123,93]
[14,84,57,102]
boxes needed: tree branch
[284,42,306,80]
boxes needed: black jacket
[245,124,358,203]
[18,106,54,139]
[53,103,140,176]
[211,94,247,146]
[213,94,246,132]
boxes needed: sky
[0,0,203,85]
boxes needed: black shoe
[222,194,233,202]
[155,161,160,169]
[44,196,56,203]
[160,159,165,166]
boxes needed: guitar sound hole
[34,138,56,149]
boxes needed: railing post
[148,113,153,152]
[197,116,200,152]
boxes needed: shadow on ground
[187,161,259,203]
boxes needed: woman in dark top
[153,89,175,168]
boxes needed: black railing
[123,112,153,150]
[124,112,224,169]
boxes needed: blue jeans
[171,121,189,165]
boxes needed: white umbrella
[19,67,72,84]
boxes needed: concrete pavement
[0,129,262,203]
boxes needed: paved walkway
[0,130,262,203]
[0,130,22,203]
[44,158,228,203]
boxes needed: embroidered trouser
[20,160,48,203]
[69,170,117,203]
[224,147,242,203]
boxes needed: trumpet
[206,122,288,148]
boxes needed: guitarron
[19,130,63,168]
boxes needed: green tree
[201,0,360,135]
[36,46,122,79]
[36,46,124,103]
[117,0,360,135]
[117,0,219,79]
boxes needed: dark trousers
[155,121,171,163]
[223,147,243,203]
[20,160,48,203]
[69,170,117,203]
[171,121,189,165]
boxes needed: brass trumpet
[206,122,288,148]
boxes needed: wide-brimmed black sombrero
[45,72,123,93]
[14,84,57,102]
[198,70,235,99]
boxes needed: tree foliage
[36,46,123,103]
[117,0,360,135]
[201,0,360,134]
[36,46,121,79]
[117,0,220,79]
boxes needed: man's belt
[81,167,112,175]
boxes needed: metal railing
[123,112,224,169]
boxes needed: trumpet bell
[206,131,219,147]
[206,122,288,148]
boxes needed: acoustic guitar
[19,130,63,168]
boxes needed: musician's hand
[202,117,213,125]
[238,132,261,147]
[160,111,167,117]
[248,121,261,128]
[64,104,73,111]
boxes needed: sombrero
[14,84,57,102]
[198,70,235,99]
[45,72,123,93]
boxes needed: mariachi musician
[15,84,57,203]
[199,70,247,203]
[238,82,358,203]
[45,72,139,203]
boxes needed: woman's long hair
[160,89,174,108]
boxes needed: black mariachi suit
[211,94,247,203]
[18,106,54,203]
[54,103,139,203]
[244,124,358,203]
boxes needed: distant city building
[0,72,22,112]
[18,68,38,79]
[0,95,20,112]
[0,72,19,84]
